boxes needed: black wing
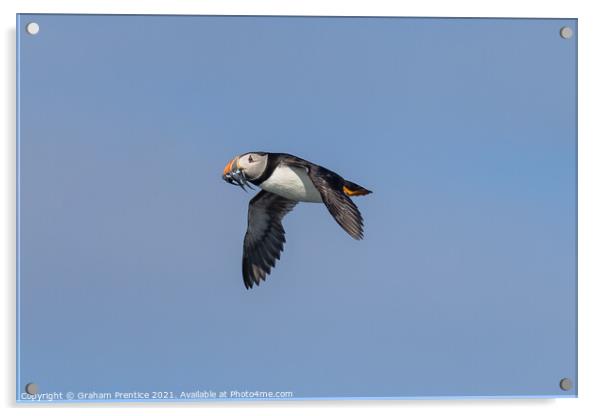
[243,190,298,289]
[306,165,365,240]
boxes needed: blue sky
[18,15,576,400]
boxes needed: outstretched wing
[306,166,365,240]
[243,190,298,289]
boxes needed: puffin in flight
[222,152,372,289]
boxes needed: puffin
[222,152,372,289]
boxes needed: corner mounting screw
[26,22,40,35]
[559,26,573,39]
[25,383,38,395]
[559,378,573,391]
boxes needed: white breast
[260,165,323,203]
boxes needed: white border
[3,1,601,415]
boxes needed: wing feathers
[242,190,297,289]
[306,166,365,240]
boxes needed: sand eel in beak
[222,152,372,289]
[222,156,255,191]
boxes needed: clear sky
[17,15,576,401]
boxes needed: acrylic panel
[16,14,577,402]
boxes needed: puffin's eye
[248,155,254,163]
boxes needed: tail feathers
[343,180,372,197]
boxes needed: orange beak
[222,155,254,191]
[222,157,238,177]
